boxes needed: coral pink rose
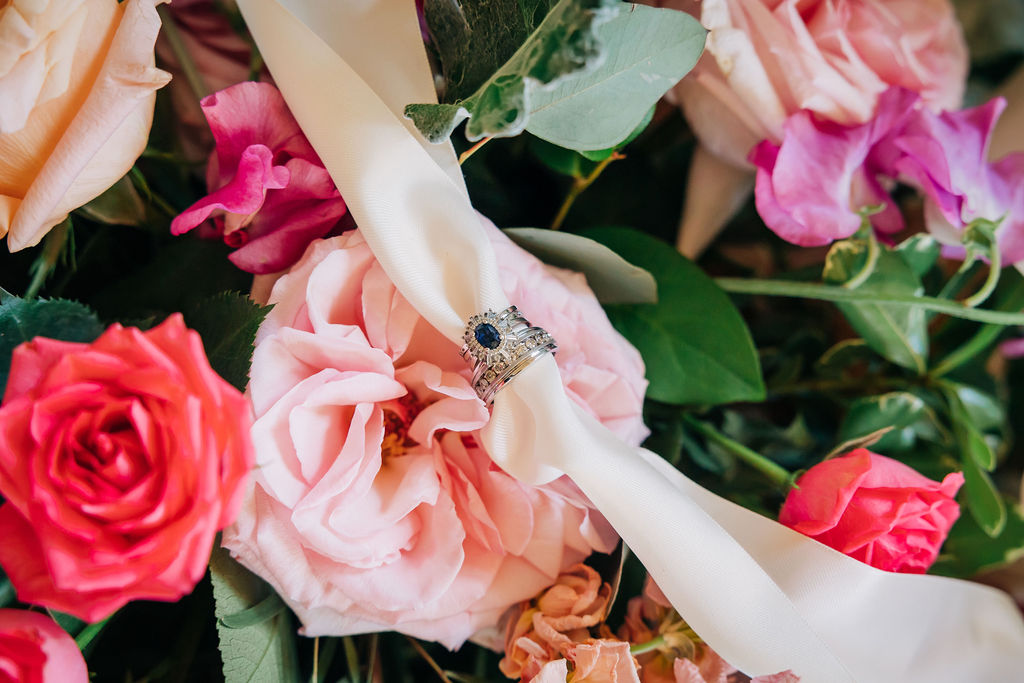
[0,609,87,683]
[501,564,612,680]
[224,221,647,648]
[534,639,642,683]
[779,449,963,573]
[662,0,967,168]
[0,315,254,621]
[170,82,349,274]
[0,0,171,251]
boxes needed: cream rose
[0,0,170,251]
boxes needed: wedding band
[461,306,557,403]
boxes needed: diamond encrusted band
[461,306,557,403]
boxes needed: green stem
[629,635,665,656]
[157,6,209,101]
[458,136,491,164]
[768,375,914,398]
[343,636,361,683]
[962,245,1001,309]
[550,153,622,230]
[405,637,453,683]
[682,414,793,490]
[74,617,110,652]
[366,633,379,683]
[714,277,1024,325]
[25,218,71,299]
[930,276,1024,378]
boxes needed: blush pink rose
[224,221,647,648]
[170,81,349,274]
[0,0,171,251]
[661,0,967,168]
[779,449,963,573]
[0,609,87,683]
[0,315,254,621]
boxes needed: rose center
[380,393,425,459]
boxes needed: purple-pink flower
[170,81,348,274]
[750,87,1024,263]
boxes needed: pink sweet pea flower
[749,88,917,246]
[170,81,348,274]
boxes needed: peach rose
[664,0,967,168]
[534,639,642,683]
[224,221,648,648]
[0,0,170,251]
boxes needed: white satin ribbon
[234,1,1024,680]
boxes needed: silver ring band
[461,306,557,403]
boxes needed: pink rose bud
[779,449,964,573]
[0,609,88,683]
[0,315,254,621]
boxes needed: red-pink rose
[0,315,254,621]
[779,449,964,573]
[0,609,87,683]
[170,82,349,274]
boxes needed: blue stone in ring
[474,323,501,349]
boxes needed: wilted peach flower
[533,639,642,683]
[501,564,613,680]
[0,0,170,250]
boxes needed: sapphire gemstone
[474,323,501,349]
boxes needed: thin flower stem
[842,227,879,290]
[768,375,914,398]
[406,636,453,683]
[157,6,209,101]
[458,136,492,164]
[682,414,793,490]
[714,277,1024,325]
[311,637,319,683]
[366,633,380,683]
[25,218,71,299]
[629,635,665,656]
[550,152,623,230]
[343,636,361,683]
[962,244,1001,309]
[930,276,1024,378]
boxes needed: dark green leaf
[503,228,657,303]
[529,136,598,177]
[182,292,271,391]
[824,242,928,372]
[75,174,147,226]
[526,5,705,150]
[946,387,997,471]
[583,227,764,405]
[423,0,554,102]
[960,445,1006,537]
[407,0,619,143]
[0,297,104,393]
[932,500,1024,578]
[838,392,946,453]
[210,546,300,683]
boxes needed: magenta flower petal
[170,145,289,235]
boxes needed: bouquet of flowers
[1,0,1023,681]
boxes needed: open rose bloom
[0,0,170,250]
[224,221,648,647]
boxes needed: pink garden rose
[533,640,642,683]
[0,0,170,251]
[224,221,648,648]
[0,609,87,683]
[662,0,967,168]
[0,315,254,621]
[170,82,348,274]
[779,449,963,573]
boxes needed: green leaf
[423,0,554,102]
[838,392,944,453]
[960,447,1007,537]
[210,546,300,683]
[182,292,271,391]
[932,500,1024,578]
[75,174,147,226]
[407,0,619,143]
[824,242,928,372]
[578,104,655,161]
[946,386,997,471]
[503,228,657,303]
[582,226,764,405]
[895,234,941,278]
[219,593,286,629]
[529,136,598,177]
[0,297,104,393]
[526,5,705,150]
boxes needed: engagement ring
[461,306,557,403]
